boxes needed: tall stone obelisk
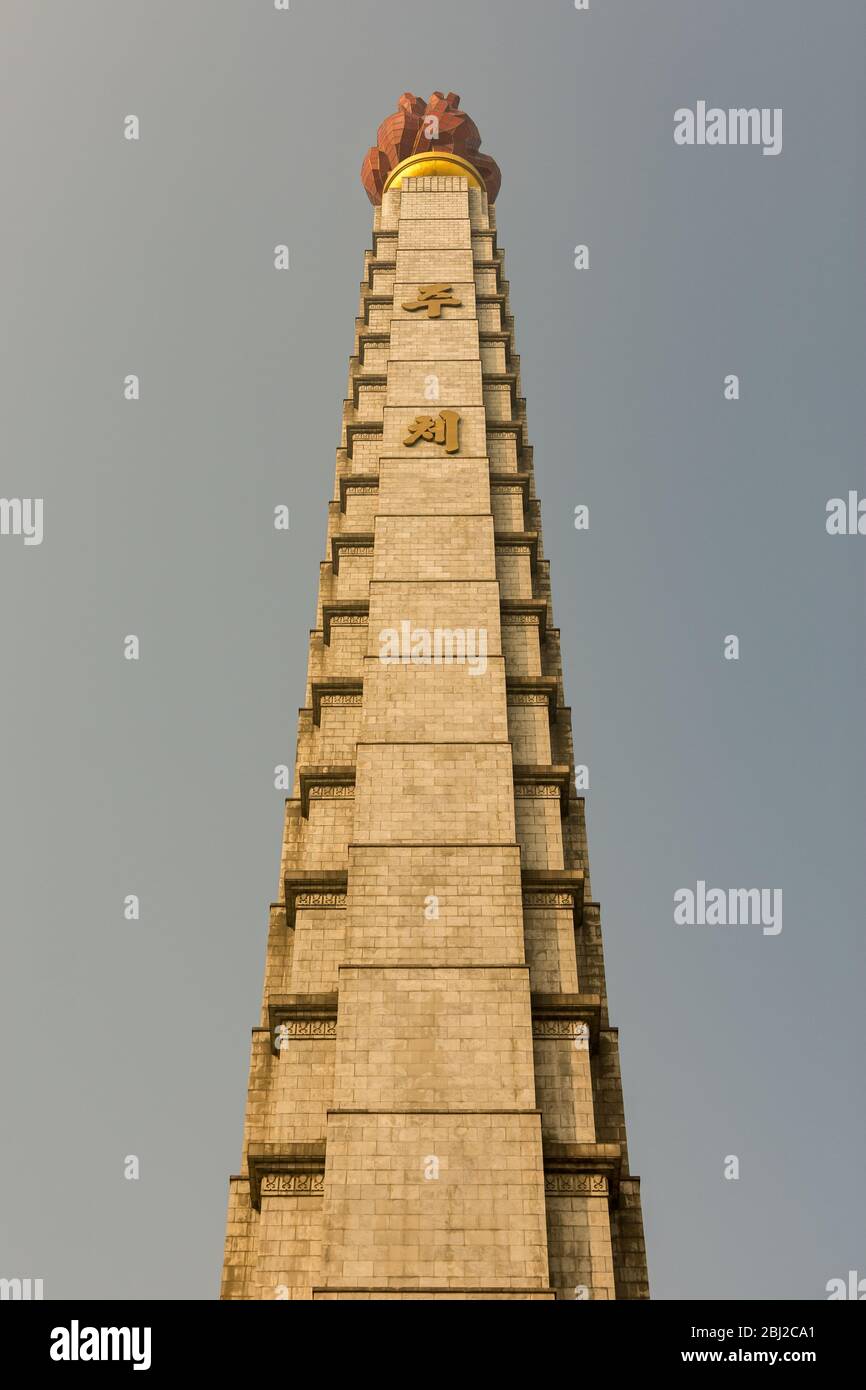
[221,92,649,1301]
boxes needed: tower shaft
[221,173,649,1301]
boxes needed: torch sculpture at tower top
[361,91,502,205]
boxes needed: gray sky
[1,0,863,1299]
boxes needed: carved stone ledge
[261,1172,324,1198]
[311,680,364,726]
[268,993,339,1052]
[247,1143,327,1210]
[513,764,570,814]
[321,601,369,645]
[371,230,397,256]
[297,767,356,818]
[485,420,527,458]
[476,290,508,308]
[521,868,585,925]
[542,1141,623,1204]
[494,530,538,568]
[482,369,517,405]
[357,331,391,366]
[359,298,393,331]
[351,373,386,408]
[475,259,503,287]
[530,992,601,1050]
[331,533,375,574]
[363,259,396,290]
[283,871,349,929]
[339,474,380,512]
[544,1172,609,1198]
[500,598,548,641]
[506,675,558,721]
[489,470,530,504]
[345,421,383,458]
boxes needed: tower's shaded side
[221,93,649,1301]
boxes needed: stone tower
[221,93,649,1301]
